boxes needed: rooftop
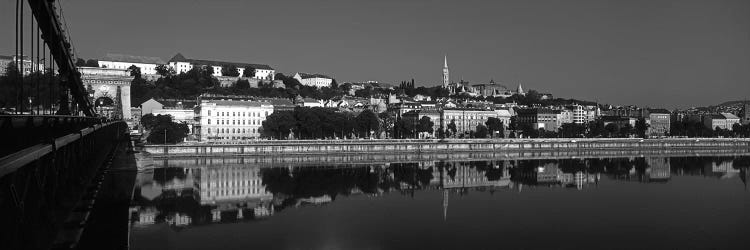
[168,53,274,70]
[296,72,333,79]
[102,53,166,65]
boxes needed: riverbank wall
[143,138,750,158]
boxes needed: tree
[619,123,633,138]
[85,59,99,67]
[635,118,649,138]
[417,116,435,137]
[331,79,339,89]
[475,124,489,138]
[586,120,606,138]
[447,119,458,138]
[75,58,86,67]
[204,65,215,77]
[221,64,240,77]
[144,114,189,144]
[140,113,157,130]
[485,117,504,138]
[235,79,250,90]
[355,109,380,138]
[244,67,256,77]
[559,123,585,138]
[155,64,174,77]
[262,111,296,139]
[604,123,619,138]
[127,65,142,79]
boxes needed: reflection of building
[440,163,511,189]
[198,166,272,205]
[646,157,671,181]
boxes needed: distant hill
[716,100,750,107]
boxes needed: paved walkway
[75,143,138,250]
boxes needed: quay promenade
[142,138,750,158]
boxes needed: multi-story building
[98,53,166,76]
[198,100,274,141]
[743,103,750,125]
[293,73,333,88]
[647,109,671,136]
[703,113,741,131]
[722,113,741,129]
[569,105,586,124]
[516,108,559,131]
[168,53,275,80]
[402,109,442,138]
[391,102,423,116]
[442,108,498,136]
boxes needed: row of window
[206,188,264,197]
[207,119,263,125]
[206,128,258,134]
[206,110,268,117]
[206,179,262,188]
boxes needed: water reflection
[130,156,750,229]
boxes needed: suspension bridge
[0,1,130,249]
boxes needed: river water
[129,155,750,249]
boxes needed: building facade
[98,53,166,75]
[168,53,275,80]
[442,108,498,136]
[293,73,333,88]
[198,100,274,141]
[647,109,671,136]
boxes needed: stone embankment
[143,138,750,158]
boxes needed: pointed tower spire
[442,54,450,88]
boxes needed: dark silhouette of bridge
[0,1,129,249]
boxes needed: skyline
[1,0,749,108]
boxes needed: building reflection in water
[130,156,750,229]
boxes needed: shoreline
[142,138,750,158]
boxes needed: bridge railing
[0,120,127,250]
[0,115,113,158]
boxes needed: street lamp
[98,99,104,116]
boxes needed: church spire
[442,54,450,88]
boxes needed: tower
[517,83,525,96]
[442,55,450,88]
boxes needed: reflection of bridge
[1,1,129,249]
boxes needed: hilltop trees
[221,64,240,77]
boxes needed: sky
[2,0,749,108]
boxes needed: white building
[0,55,46,75]
[293,72,333,88]
[98,53,166,75]
[570,105,586,124]
[198,100,274,141]
[168,53,275,80]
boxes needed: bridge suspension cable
[7,0,96,116]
